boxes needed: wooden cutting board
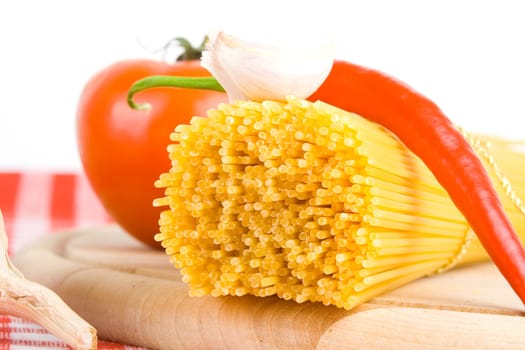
[12,226,525,349]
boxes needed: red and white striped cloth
[0,172,146,349]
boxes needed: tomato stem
[127,75,225,111]
[173,36,208,61]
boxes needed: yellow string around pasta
[154,96,525,310]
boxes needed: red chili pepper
[309,60,525,305]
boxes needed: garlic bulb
[201,31,335,102]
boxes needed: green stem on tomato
[173,36,208,61]
[127,75,225,111]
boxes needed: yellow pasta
[154,96,525,310]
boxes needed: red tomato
[77,59,227,247]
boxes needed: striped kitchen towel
[0,171,147,350]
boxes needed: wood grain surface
[12,226,525,349]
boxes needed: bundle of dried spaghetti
[154,96,525,310]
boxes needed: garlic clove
[0,211,97,350]
[201,31,335,102]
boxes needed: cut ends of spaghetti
[154,96,525,310]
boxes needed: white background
[1,0,524,171]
